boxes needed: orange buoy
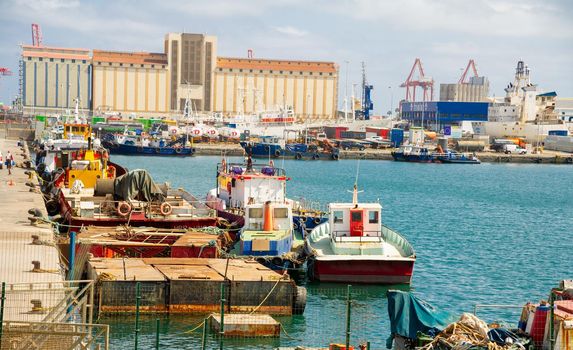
[160,202,173,216]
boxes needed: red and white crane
[458,59,479,84]
[32,23,42,47]
[400,58,434,102]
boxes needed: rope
[249,268,288,315]
[182,319,206,334]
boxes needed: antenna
[348,160,363,205]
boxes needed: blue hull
[104,142,195,156]
[240,142,339,160]
[391,152,433,162]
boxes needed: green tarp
[113,169,165,203]
[386,290,452,347]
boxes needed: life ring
[313,217,321,225]
[274,150,281,157]
[264,145,270,152]
[117,201,132,217]
[175,147,182,154]
[107,165,116,179]
[155,147,161,154]
[295,153,302,160]
[312,154,319,160]
[331,153,339,160]
[160,202,173,216]
[566,157,573,164]
[171,129,177,134]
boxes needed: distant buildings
[439,76,489,102]
[19,32,339,120]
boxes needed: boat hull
[391,152,432,162]
[104,142,195,156]
[311,257,415,284]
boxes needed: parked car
[503,144,527,154]
[337,140,366,151]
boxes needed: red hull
[312,258,415,284]
[69,216,218,230]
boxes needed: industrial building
[212,57,339,120]
[164,33,217,113]
[19,30,339,120]
[91,50,169,116]
[439,76,489,102]
[401,101,489,129]
[21,45,91,115]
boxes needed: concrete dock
[0,136,65,321]
[192,143,573,163]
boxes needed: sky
[0,0,572,114]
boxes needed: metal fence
[0,280,109,350]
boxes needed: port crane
[355,62,374,120]
[400,58,434,102]
[458,59,479,84]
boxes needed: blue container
[390,128,404,147]
[548,130,568,136]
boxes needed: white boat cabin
[216,161,287,210]
[243,202,293,232]
[329,202,383,239]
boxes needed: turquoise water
[104,156,573,349]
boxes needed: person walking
[0,150,3,170]
[5,151,14,175]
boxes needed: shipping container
[390,129,404,147]
[324,126,349,139]
[340,131,366,140]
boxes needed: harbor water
[105,156,573,349]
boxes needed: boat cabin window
[274,208,288,218]
[333,211,343,223]
[368,211,379,224]
[249,208,263,218]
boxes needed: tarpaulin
[387,290,452,342]
[113,169,165,203]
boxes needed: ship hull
[391,152,433,162]
[311,257,415,284]
[104,142,194,156]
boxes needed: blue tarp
[387,290,452,345]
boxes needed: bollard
[135,282,141,350]
[346,284,352,350]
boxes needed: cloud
[272,26,308,37]
[13,0,80,10]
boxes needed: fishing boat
[305,185,416,284]
[206,156,327,238]
[102,133,195,156]
[391,145,433,162]
[240,137,340,160]
[58,169,218,231]
[235,201,305,269]
[432,151,481,164]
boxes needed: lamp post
[344,60,349,122]
[388,86,393,118]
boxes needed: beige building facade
[213,58,339,120]
[164,33,217,113]
[91,50,169,116]
[21,45,91,115]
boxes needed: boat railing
[293,199,328,215]
[71,198,216,218]
[217,162,286,176]
[331,232,384,244]
[381,225,416,257]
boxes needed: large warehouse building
[213,57,338,120]
[19,32,338,120]
[91,50,169,116]
[21,45,91,114]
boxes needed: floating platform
[68,226,223,259]
[87,258,306,315]
[209,313,280,337]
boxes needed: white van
[503,144,527,154]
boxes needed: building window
[130,63,134,67]
[39,58,43,61]
[309,72,313,75]
[270,70,273,73]
[72,59,75,63]
[27,57,32,61]
[218,68,223,72]
[239,69,243,72]
[82,60,86,64]
[49,58,54,62]
[98,62,101,65]
[109,63,112,66]
[319,72,323,76]
[151,64,154,68]
[141,64,144,67]
[300,72,303,75]
[119,63,123,66]
[259,70,263,73]
[249,69,253,73]
[329,73,332,76]
[290,71,293,74]
[280,70,283,74]
[162,65,165,69]
[229,69,233,72]
[61,59,65,63]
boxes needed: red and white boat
[306,185,416,284]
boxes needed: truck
[503,144,527,154]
